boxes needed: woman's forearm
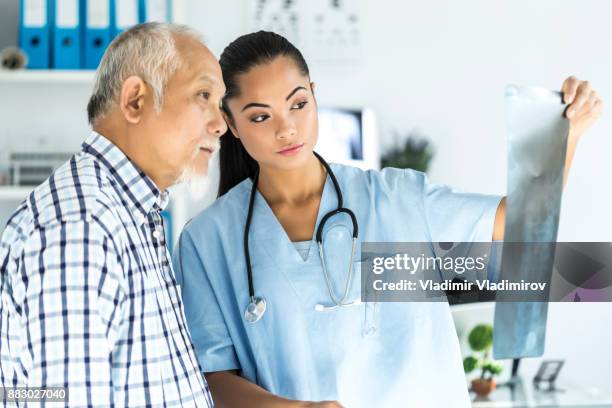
[205,370,309,408]
[563,130,581,189]
[492,197,506,241]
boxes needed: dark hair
[217,31,310,197]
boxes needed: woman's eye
[251,115,269,123]
[199,91,211,100]
[292,101,308,110]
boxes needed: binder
[113,0,139,36]
[1,0,21,51]
[82,0,112,69]
[19,0,51,69]
[140,0,171,23]
[52,0,82,69]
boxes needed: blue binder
[140,0,171,23]
[82,0,112,69]
[112,0,139,36]
[52,0,82,69]
[19,0,52,69]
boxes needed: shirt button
[152,229,161,240]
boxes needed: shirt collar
[82,131,170,225]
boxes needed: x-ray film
[493,86,569,359]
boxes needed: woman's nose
[276,117,297,140]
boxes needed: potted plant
[463,324,503,397]
[380,131,433,173]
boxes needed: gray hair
[87,22,204,124]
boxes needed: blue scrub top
[172,164,502,407]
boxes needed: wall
[186,0,612,240]
[184,0,612,392]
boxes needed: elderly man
[0,23,226,406]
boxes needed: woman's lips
[277,143,304,156]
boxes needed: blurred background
[1,0,611,405]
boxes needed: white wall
[184,0,612,392]
[186,0,612,241]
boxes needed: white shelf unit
[0,70,96,84]
[0,186,32,201]
[0,187,32,233]
[0,0,188,238]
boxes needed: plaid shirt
[0,132,214,407]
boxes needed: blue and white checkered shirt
[0,132,214,407]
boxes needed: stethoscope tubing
[243,152,359,323]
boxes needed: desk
[471,377,612,407]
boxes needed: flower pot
[471,378,496,397]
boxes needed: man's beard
[177,167,210,200]
[174,139,220,199]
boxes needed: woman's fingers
[562,75,580,104]
[566,80,592,118]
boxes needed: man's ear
[119,76,147,124]
[222,111,240,139]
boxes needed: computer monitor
[315,107,379,170]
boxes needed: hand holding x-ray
[562,76,603,134]
[490,76,601,241]
[560,76,603,184]
[493,76,603,360]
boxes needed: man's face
[137,34,227,194]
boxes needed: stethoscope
[244,151,360,324]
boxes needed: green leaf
[463,356,479,373]
[380,136,433,173]
[468,324,493,352]
[482,361,503,376]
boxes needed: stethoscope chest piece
[245,296,267,324]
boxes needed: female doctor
[172,31,601,407]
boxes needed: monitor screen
[317,108,363,162]
[315,107,379,169]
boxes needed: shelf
[0,186,33,201]
[0,70,96,85]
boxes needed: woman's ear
[120,76,147,124]
[222,111,240,139]
[310,81,317,104]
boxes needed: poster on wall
[248,0,362,65]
